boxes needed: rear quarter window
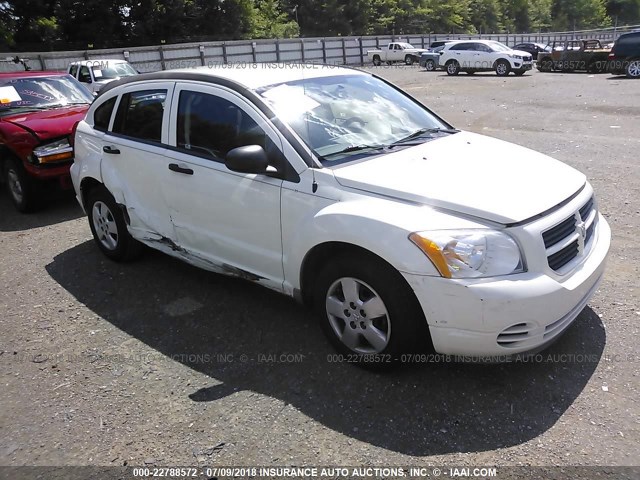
[112,89,167,143]
[93,96,117,132]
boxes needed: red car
[0,71,93,212]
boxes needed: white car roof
[168,64,368,90]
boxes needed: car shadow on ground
[46,241,606,456]
[0,190,83,232]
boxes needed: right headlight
[409,229,525,279]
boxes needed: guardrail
[2,24,638,73]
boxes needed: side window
[69,65,78,77]
[79,66,92,83]
[450,43,470,51]
[93,96,117,132]
[388,44,394,50]
[113,89,167,143]
[476,43,492,52]
[176,90,281,165]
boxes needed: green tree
[469,0,505,33]
[0,2,15,47]
[252,0,299,38]
[606,0,640,25]
[551,0,611,30]
[55,0,128,47]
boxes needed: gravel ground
[0,67,638,472]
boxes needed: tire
[424,59,436,71]
[495,59,511,76]
[372,55,381,67]
[86,184,143,261]
[626,59,640,78]
[446,60,460,76]
[404,55,415,66]
[313,252,430,369]
[3,157,41,213]
[514,70,526,76]
[466,70,476,75]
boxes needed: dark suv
[0,72,93,212]
[608,31,640,78]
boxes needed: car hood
[1,105,89,142]
[331,131,586,225]
[512,49,532,57]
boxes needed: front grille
[548,241,579,270]
[524,55,532,62]
[543,216,576,248]
[542,196,596,272]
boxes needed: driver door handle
[103,146,120,154]
[168,163,194,175]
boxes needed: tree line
[1,0,639,51]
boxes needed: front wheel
[446,60,460,76]
[424,59,436,71]
[313,253,429,369]
[86,185,143,261]
[626,59,640,78]
[495,59,511,76]
[514,70,526,76]
[404,55,415,66]
[3,157,40,213]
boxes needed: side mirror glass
[225,145,270,174]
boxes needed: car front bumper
[402,214,610,357]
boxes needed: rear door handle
[168,163,194,175]
[103,146,120,154]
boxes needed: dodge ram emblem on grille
[576,215,587,253]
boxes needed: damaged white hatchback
[71,65,610,365]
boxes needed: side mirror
[225,145,269,174]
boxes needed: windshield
[91,62,137,80]
[0,75,93,115]
[487,41,511,52]
[256,74,452,164]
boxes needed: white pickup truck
[367,42,429,66]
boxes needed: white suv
[71,65,609,366]
[440,40,533,76]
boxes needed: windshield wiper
[391,127,459,145]
[320,144,386,160]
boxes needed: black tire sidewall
[4,157,37,213]
[425,60,435,71]
[496,60,511,76]
[313,253,429,364]
[446,61,460,75]
[86,186,137,261]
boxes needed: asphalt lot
[1,66,639,470]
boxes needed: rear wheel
[86,185,143,261]
[446,60,460,76]
[424,59,436,71]
[626,59,640,78]
[313,252,429,369]
[372,55,381,66]
[495,59,511,76]
[3,157,40,213]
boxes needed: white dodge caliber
[71,65,610,366]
